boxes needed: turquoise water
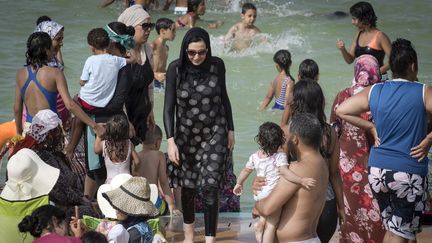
[1,0,432,211]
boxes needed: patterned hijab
[34,20,64,40]
[352,54,381,95]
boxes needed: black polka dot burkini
[163,28,234,190]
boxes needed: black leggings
[182,187,219,237]
[317,198,337,243]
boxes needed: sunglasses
[186,49,208,57]
[141,23,155,31]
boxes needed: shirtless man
[225,2,261,50]
[151,18,176,89]
[255,113,329,243]
[137,125,181,216]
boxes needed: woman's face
[53,218,68,236]
[116,210,128,221]
[187,40,208,66]
[52,30,64,53]
[134,18,152,45]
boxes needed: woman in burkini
[234,121,315,243]
[94,114,140,183]
[163,27,234,243]
[330,54,385,242]
[337,39,430,243]
[259,50,295,111]
[14,32,104,137]
[336,1,391,81]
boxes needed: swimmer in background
[176,0,224,29]
[259,50,295,111]
[151,18,176,90]
[224,2,261,51]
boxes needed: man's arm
[255,166,301,217]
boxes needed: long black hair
[350,1,377,27]
[26,32,52,68]
[108,21,135,55]
[291,80,332,158]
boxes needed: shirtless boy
[225,2,261,50]
[255,113,329,243]
[137,125,181,216]
[151,18,176,89]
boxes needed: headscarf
[178,27,212,71]
[104,25,135,50]
[7,110,62,159]
[351,54,381,95]
[118,5,150,27]
[34,20,64,40]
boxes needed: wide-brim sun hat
[97,174,133,219]
[103,177,159,218]
[0,148,60,201]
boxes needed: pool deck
[160,213,432,243]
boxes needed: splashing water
[210,29,307,58]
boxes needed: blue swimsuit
[272,77,289,110]
[21,66,58,122]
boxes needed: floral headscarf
[34,20,64,40]
[351,54,381,95]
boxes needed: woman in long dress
[163,27,234,243]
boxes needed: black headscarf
[178,27,212,72]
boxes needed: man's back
[277,155,329,242]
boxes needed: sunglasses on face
[141,23,155,31]
[186,49,208,57]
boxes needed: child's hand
[79,80,86,86]
[233,184,243,196]
[301,177,316,190]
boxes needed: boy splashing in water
[224,2,261,51]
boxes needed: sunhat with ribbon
[0,148,60,201]
[102,177,159,218]
[97,173,132,219]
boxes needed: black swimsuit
[354,31,385,68]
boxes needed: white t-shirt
[246,151,288,201]
[79,54,126,107]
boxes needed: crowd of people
[0,1,431,243]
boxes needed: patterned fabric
[330,85,385,241]
[368,167,428,240]
[34,20,64,39]
[194,152,240,212]
[127,221,153,243]
[174,66,229,189]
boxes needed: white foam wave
[210,30,307,57]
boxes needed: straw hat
[97,174,133,219]
[0,148,60,201]
[103,177,159,218]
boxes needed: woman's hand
[368,126,380,147]
[336,38,345,50]
[167,138,180,165]
[93,123,106,138]
[252,176,266,196]
[228,130,235,151]
[410,135,432,161]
